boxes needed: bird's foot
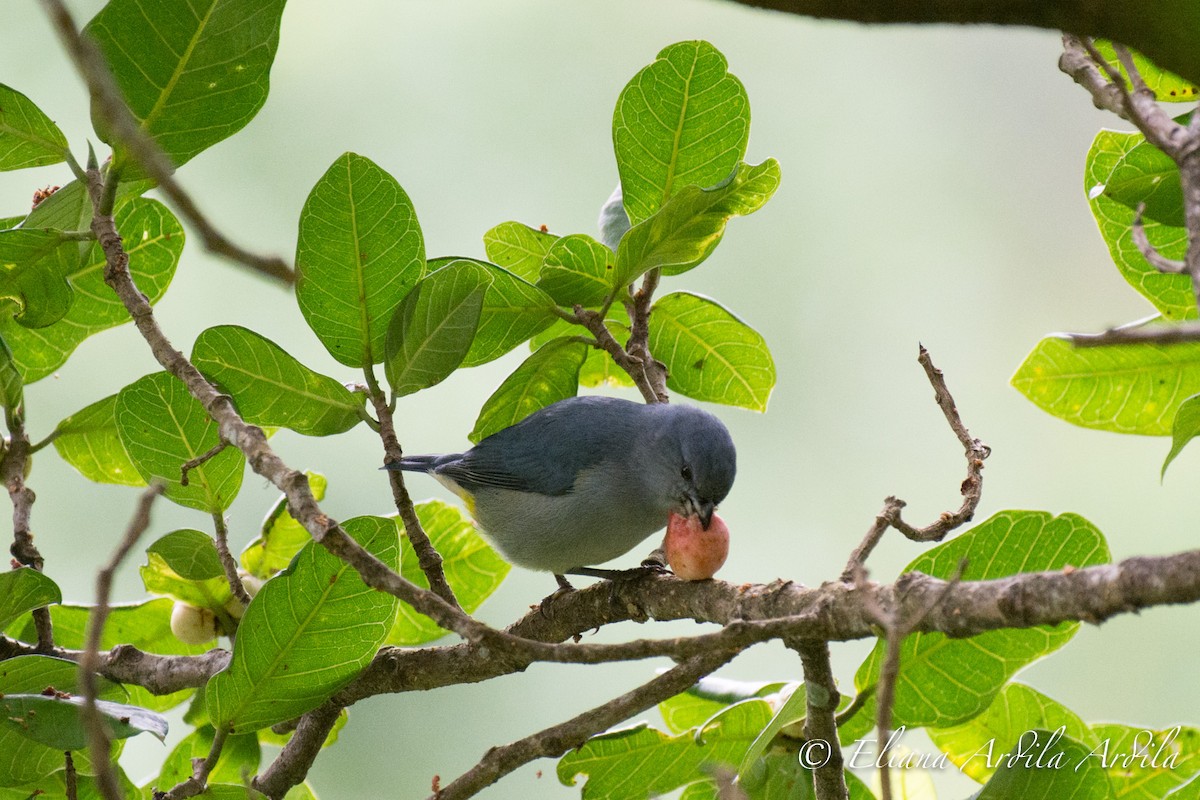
[537,574,576,618]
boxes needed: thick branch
[722,0,1200,87]
[790,639,847,800]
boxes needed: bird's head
[659,405,737,530]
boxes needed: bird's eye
[681,465,693,482]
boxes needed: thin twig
[211,513,251,608]
[2,411,53,651]
[154,726,229,800]
[842,347,988,579]
[38,0,295,284]
[64,751,78,800]
[253,704,342,799]
[180,442,228,486]
[431,648,740,800]
[790,639,847,800]
[1068,324,1200,346]
[365,367,458,608]
[1131,203,1187,273]
[624,268,669,403]
[80,483,164,800]
[570,305,661,404]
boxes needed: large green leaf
[976,730,1112,800]
[470,338,588,444]
[428,257,558,368]
[1011,336,1200,435]
[482,221,559,283]
[84,0,287,173]
[558,700,772,799]
[384,260,490,397]
[0,694,166,751]
[206,516,399,733]
[1091,724,1200,799]
[536,233,617,307]
[116,371,245,511]
[386,501,509,645]
[52,393,145,486]
[0,569,61,631]
[0,84,68,171]
[846,511,1110,737]
[193,325,363,436]
[0,656,126,787]
[1086,129,1193,319]
[648,291,775,411]
[2,197,183,383]
[1100,136,1182,227]
[616,159,780,286]
[0,335,21,412]
[241,473,327,580]
[928,683,1097,783]
[296,152,426,367]
[614,41,750,226]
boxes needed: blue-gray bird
[384,396,736,589]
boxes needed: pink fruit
[665,511,729,580]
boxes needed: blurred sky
[2,1,1197,798]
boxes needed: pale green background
[1,1,1197,798]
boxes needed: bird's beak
[684,490,716,530]
[698,500,715,530]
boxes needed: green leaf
[1091,41,1200,103]
[1163,393,1200,475]
[116,371,245,511]
[84,0,287,174]
[1011,336,1200,435]
[976,729,1112,800]
[0,84,67,171]
[147,529,225,580]
[483,221,559,283]
[648,291,775,411]
[530,305,635,389]
[928,683,1097,783]
[0,656,126,787]
[1086,129,1193,319]
[469,337,587,444]
[536,233,617,307]
[558,699,773,799]
[206,516,399,733]
[386,501,510,645]
[429,257,558,368]
[384,260,490,397]
[296,152,426,367]
[155,725,261,790]
[1100,136,1182,227]
[614,41,750,226]
[241,473,327,580]
[1090,724,1200,799]
[659,676,789,735]
[0,694,166,751]
[0,228,75,328]
[1168,775,1200,799]
[848,511,1110,735]
[0,569,61,631]
[616,159,780,286]
[2,197,183,383]
[140,530,232,611]
[52,393,145,486]
[193,325,363,436]
[738,684,806,781]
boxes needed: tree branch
[432,648,740,800]
[790,639,847,800]
[80,483,164,800]
[3,411,53,651]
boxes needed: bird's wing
[436,397,642,495]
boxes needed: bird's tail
[381,454,457,473]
